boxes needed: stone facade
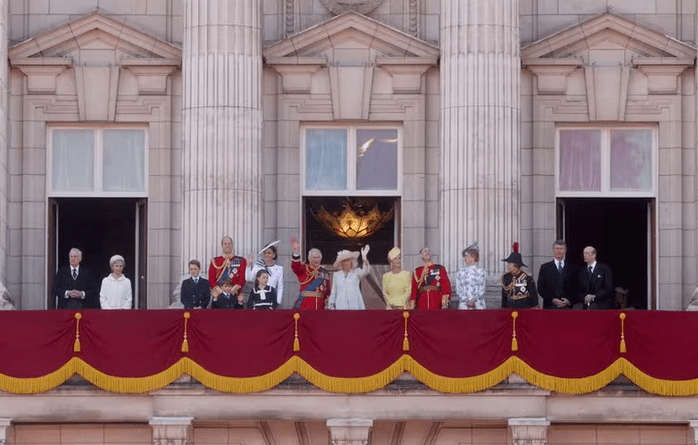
[0,0,696,311]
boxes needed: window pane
[356,129,398,190]
[610,130,652,191]
[52,129,94,192]
[306,129,347,190]
[103,130,146,192]
[559,130,601,191]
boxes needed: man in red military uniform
[208,236,246,299]
[291,239,331,310]
[410,247,451,310]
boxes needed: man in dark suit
[538,240,577,309]
[579,246,614,309]
[52,248,99,309]
[180,259,211,309]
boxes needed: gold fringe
[512,356,622,394]
[619,313,626,353]
[73,313,82,353]
[511,311,519,352]
[293,313,301,352]
[185,357,297,393]
[297,355,406,393]
[76,358,186,393]
[0,357,79,394]
[406,356,514,393]
[620,358,698,396]
[402,311,410,351]
[182,312,190,353]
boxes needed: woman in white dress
[99,255,132,309]
[455,242,487,309]
[246,241,284,306]
[327,245,370,310]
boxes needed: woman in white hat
[99,255,132,309]
[327,245,370,310]
[381,247,411,309]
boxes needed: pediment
[9,12,181,62]
[264,11,439,62]
[522,13,696,62]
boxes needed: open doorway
[47,198,147,309]
[557,198,655,309]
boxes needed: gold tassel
[402,311,410,352]
[511,311,518,352]
[181,312,190,353]
[619,313,626,353]
[293,313,301,352]
[73,313,82,353]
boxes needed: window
[557,127,656,196]
[302,126,401,195]
[301,125,402,264]
[48,127,147,197]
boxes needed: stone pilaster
[689,420,698,445]
[326,419,373,445]
[149,417,193,445]
[439,0,520,276]
[0,0,8,306]
[508,418,549,445]
[0,419,11,445]
[181,0,263,274]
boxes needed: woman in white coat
[327,245,370,310]
[100,255,132,309]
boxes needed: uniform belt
[300,291,323,298]
[420,286,438,292]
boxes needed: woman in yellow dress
[381,247,411,309]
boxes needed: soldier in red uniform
[291,240,331,310]
[410,247,451,310]
[208,236,247,299]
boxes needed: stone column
[149,417,193,445]
[508,418,549,445]
[0,419,11,445]
[439,0,520,276]
[689,420,698,445]
[0,0,10,308]
[181,0,263,274]
[326,419,373,445]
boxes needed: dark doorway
[47,198,147,309]
[558,198,654,309]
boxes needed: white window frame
[47,125,149,198]
[301,124,403,197]
[555,125,658,198]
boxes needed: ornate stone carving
[150,417,193,445]
[285,0,294,35]
[327,419,373,445]
[509,418,549,445]
[320,0,384,15]
[408,0,418,36]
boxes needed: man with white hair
[52,248,99,309]
[290,239,331,310]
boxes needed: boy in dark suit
[180,259,211,309]
[211,278,244,309]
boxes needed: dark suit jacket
[53,265,99,309]
[181,277,211,309]
[578,262,614,309]
[211,293,244,309]
[538,259,578,309]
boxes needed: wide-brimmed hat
[333,250,360,269]
[387,247,401,261]
[501,252,526,267]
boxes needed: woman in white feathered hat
[99,255,132,309]
[327,245,370,310]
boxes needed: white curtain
[610,130,652,191]
[559,130,601,191]
[306,129,347,190]
[51,129,95,192]
[103,130,146,192]
[356,129,398,190]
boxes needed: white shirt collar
[588,261,597,271]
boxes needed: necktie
[72,269,77,280]
[557,261,563,273]
[193,278,198,284]
[588,266,593,278]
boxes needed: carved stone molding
[327,418,373,445]
[121,58,180,95]
[320,0,383,15]
[149,417,193,445]
[523,58,582,95]
[0,419,11,445]
[633,57,693,95]
[12,58,71,94]
[508,418,550,445]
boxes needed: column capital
[326,418,373,445]
[149,417,193,445]
[0,419,12,445]
[508,418,550,445]
[688,420,698,445]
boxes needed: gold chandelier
[312,201,395,239]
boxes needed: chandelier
[312,200,395,239]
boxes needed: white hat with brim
[333,250,360,269]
